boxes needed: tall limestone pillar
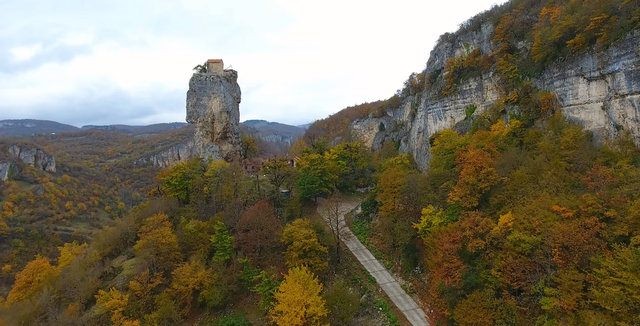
[186,59,242,161]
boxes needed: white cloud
[0,0,507,126]
[9,44,42,62]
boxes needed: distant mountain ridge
[81,122,188,135]
[0,119,79,137]
[0,119,304,140]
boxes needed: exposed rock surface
[8,144,56,172]
[351,28,640,170]
[186,69,242,161]
[134,140,196,168]
[0,162,11,181]
[537,31,640,143]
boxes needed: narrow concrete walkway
[318,199,429,326]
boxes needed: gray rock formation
[134,140,197,168]
[537,31,640,143]
[8,144,56,172]
[350,28,640,170]
[186,69,242,161]
[0,162,11,181]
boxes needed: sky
[0,0,507,127]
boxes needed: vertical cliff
[186,68,242,161]
[134,64,243,167]
[349,13,640,170]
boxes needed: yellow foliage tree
[168,259,212,315]
[95,287,140,326]
[269,266,328,326]
[133,213,180,272]
[6,256,57,304]
[57,241,88,269]
[127,269,163,316]
[281,219,328,275]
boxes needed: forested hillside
[299,0,640,324]
[0,140,395,325]
[1,0,640,324]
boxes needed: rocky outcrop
[351,28,640,170]
[186,69,242,161]
[0,162,11,181]
[8,144,56,172]
[134,140,197,168]
[537,30,640,143]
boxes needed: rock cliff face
[537,31,640,143]
[0,162,11,182]
[8,144,56,172]
[133,67,243,168]
[351,28,640,169]
[186,69,242,161]
[134,140,196,168]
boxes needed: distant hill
[0,119,79,137]
[81,122,188,135]
[241,119,305,144]
[0,119,304,141]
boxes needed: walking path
[318,199,429,326]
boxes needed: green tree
[210,219,234,265]
[296,153,336,201]
[157,159,203,204]
[324,141,372,192]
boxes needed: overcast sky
[0,0,506,127]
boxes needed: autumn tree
[374,154,426,265]
[157,159,203,204]
[587,243,640,323]
[262,157,295,191]
[447,146,499,209]
[95,287,140,326]
[127,269,164,317]
[324,142,373,192]
[281,219,328,275]
[453,289,514,326]
[413,205,448,239]
[168,259,213,315]
[269,266,328,326]
[57,241,88,270]
[241,134,259,159]
[6,256,57,304]
[236,200,283,267]
[133,213,181,273]
[200,161,252,226]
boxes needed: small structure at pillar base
[206,59,224,75]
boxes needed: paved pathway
[318,199,429,326]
